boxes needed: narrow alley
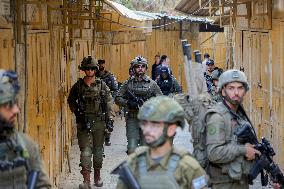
[57,116,273,189]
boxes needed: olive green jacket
[205,102,253,183]
[67,77,112,120]
[116,146,208,189]
[0,130,51,188]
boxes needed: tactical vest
[0,133,30,189]
[157,78,173,96]
[206,103,253,183]
[136,148,188,189]
[78,79,106,122]
[128,77,156,101]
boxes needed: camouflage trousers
[125,113,144,154]
[77,120,105,170]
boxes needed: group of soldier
[67,54,282,189]
[0,51,282,189]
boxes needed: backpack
[173,93,216,168]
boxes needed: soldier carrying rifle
[68,56,112,188]
[115,55,162,155]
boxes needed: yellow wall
[234,19,284,168]
[0,28,73,185]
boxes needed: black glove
[127,100,138,109]
[106,118,114,132]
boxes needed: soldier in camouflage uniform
[156,66,182,96]
[115,96,208,189]
[96,59,119,146]
[205,69,261,189]
[68,56,112,188]
[0,70,51,189]
[210,69,223,102]
[115,56,162,154]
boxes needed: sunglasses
[84,67,96,71]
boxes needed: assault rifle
[125,90,146,108]
[234,123,284,188]
[111,161,141,189]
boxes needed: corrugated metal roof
[104,0,154,21]
[105,0,213,23]
[175,0,220,16]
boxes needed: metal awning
[105,0,213,23]
[104,0,157,21]
[175,0,237,26]
[175,0,220,16]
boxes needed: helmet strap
[146,123,171,148]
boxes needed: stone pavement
[57,117,274,189]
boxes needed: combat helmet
[217,69,249,92]
[160,66,170,76]
[206,59,214,66]
[0,70,20,105]
[79,55,98,71]
[138,96,185,128]
[130,55,148,68]
[211,69,223,80]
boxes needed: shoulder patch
[192,175,207,189]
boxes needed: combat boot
[105,137,111,146]
[94,168,103,187]
[79,168,91,189]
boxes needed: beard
[0,114,14,134]
[135,70,145,77]
[224,91,244,105]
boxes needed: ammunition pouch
[0,156,27,171]
[0,156,28,188]
[77,113,106,130]
[208,163,232,184]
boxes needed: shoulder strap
[167,154,180,174]
[168,148,189,174]
[77,78,84,97]
[138,155,147,176]
[135,146,149,176]
[17,133,29,159]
